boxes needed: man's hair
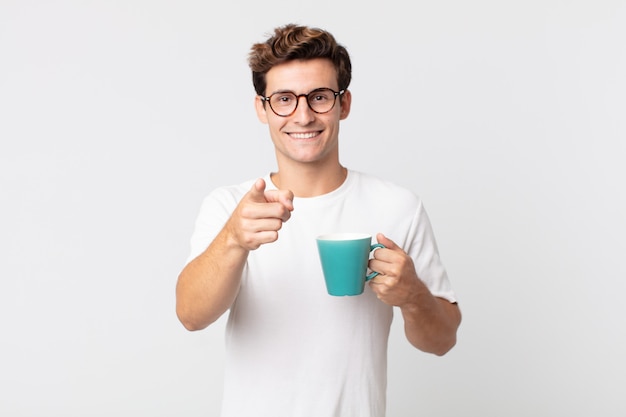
[248,24,352,96]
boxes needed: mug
[316,233,385,296]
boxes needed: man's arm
[176,227,249,331]
[176,179,294,331]
[368,233,461,355]
[398,289,461,356]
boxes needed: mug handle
[365,243,385,281]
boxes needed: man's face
[255,58,351,168]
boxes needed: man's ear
[255,96,269,124]
[339,89,352,120]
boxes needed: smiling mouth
[289,131,320,139]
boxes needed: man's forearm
[175,229,248,331]
[401,294,461,356]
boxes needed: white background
[1,1,625,416]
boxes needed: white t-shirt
[186,170,457,417]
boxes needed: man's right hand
[225,178,294,250]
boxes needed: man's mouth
[289,131,320,139]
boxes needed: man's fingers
[247,178,268,202]
[264,189,294,212]
[248,178,294,212]
[376,233,398,250]
[241,216,285,234]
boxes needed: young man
[176,24,461,417]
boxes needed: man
[176,24,461,417]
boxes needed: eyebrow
[267,87,335,96]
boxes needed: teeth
[290,132,318,139]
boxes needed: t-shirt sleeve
[185,187,242,265]
[406,200,458,303]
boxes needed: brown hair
[248,24,352,96]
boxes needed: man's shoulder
[201,177,260,206]
[350,170,420,202]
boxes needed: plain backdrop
[1,1,625,416]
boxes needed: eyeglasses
[260,88,345,117]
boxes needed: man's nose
[292,95,315,123]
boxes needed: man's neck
[271,162,347,198]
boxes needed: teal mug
[316,233,385,296]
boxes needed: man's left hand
[368,233,420,307]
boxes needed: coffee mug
[316,233,385,296]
